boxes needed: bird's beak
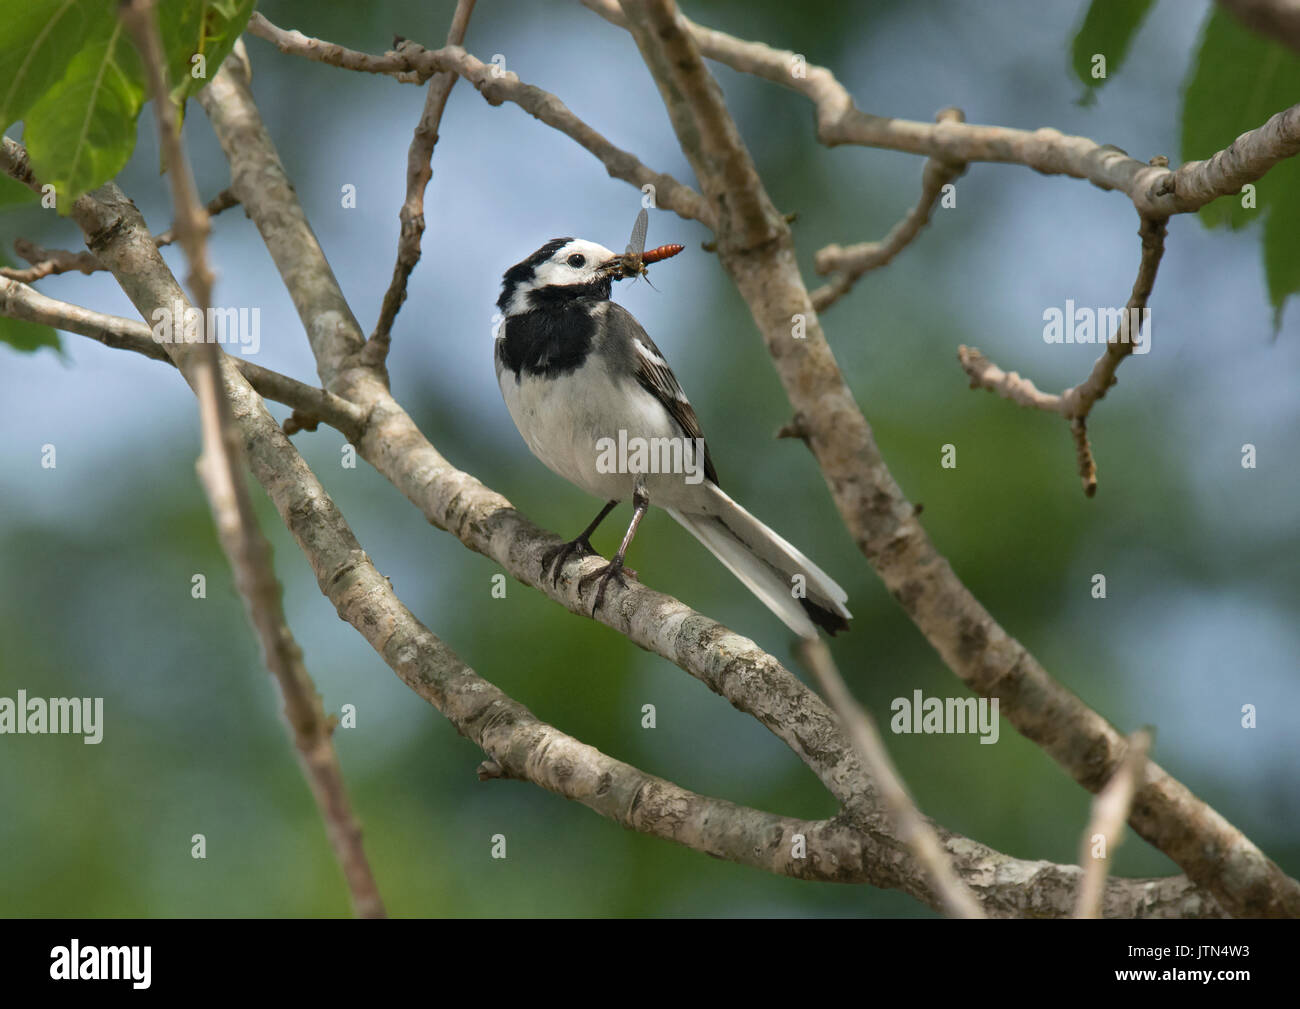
[599,256,628,281]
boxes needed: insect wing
[626,207,649,258]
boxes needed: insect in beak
[608,242,685,282]
[609,206,685,282]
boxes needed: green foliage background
[1,0,1297,917]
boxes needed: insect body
[641,243,686,264]
[615,208,684,280]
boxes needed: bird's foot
[580,557,638,615]
[541,535,598,587]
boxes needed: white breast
[496,346,689,505]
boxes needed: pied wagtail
[494,228,851,637]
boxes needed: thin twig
[244,12,714,228]
[1071,417,1099,497]
[959,215,1167,495]
[2,243,99,282]
[1060,216,1168,418]
[120,0,385,918]
[1,190,239,283]
[363,0,476,371]
[1075,730,1153,918]
[0,276,367,439]
[583,0,1300,218]
[151,189,241,246]
[799,638,985,918]
[957,346,1064,411]
[811,107,967,312]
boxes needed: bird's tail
[666,485,851,637]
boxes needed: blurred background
[1,0,1296,917]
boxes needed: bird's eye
[566,253,586,268]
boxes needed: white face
[529,239,617,288]
[502,239,618,316]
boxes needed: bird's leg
[582,484,649,616]
[541,499,618,587]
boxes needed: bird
[493,230,851,637]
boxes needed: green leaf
[0,256,63,355]
[23,12,146,211]
[0,0,102,130]
[1263,173,1300,322]
[160,0,257,105]
[0,314,63,354]
[10,1,257,211]
[1070,0,1158,98]
[0,170,39,210]
[1183,6,1300,317]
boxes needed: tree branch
[959,215,1168,495]
[54,177,894,893]
[185,43,1230,915]
[0,190,238,283]
[1061,217,1168,420]
[120,0,385,918]
[9,148,1105,910]
[362,0,476,372]
[244,13,714,228]
[1075,730,1152,919]
[194,45,875,827]
[2,242,98,282]
[608,0,1299,917]
[584,0,1300,218]
[0,41,1232,918]
[15,169,1214,916]
[0,271,367,440]
[799,638,984,918]
[811,108,967,312]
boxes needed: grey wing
[604,304,719,486]
[626,207,648,257]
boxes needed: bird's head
[497,238,622,317]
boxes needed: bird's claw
[541,536,596,587]
[581,559,637,615]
